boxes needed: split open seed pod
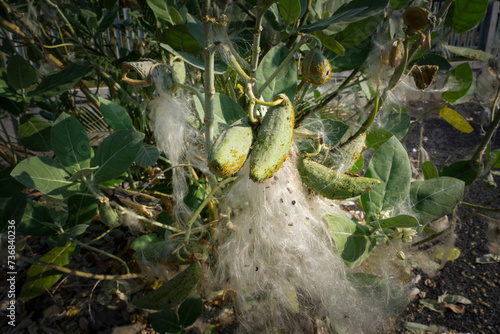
[403,7,429,35]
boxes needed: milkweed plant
[1,0,498,333]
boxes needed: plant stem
[460,201,500,212]
[184,176,237,243]
[341,94,380,147]
[296,68,359,126]
[17,254,143,280]
[203,0,216,155]
[250,1,266,83]
[471,87,500,163]
[70,238,131,274]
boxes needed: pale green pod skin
[250,94,294,182]
[208,117,255,178]
[99,202,121,228]
[301,48,332,86]
[319,133,366,170]
[298,158,381,200]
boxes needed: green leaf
[439,107,474,133]
[67,194,98,227]
[136,143,160,167]
[161,43,227,74]
[410,177,465,225]
[48,225,88,247]
[491,149,500,169]
[374,215,420,229]
[314,30,345,56]
[347,273,409,313]
[131,234,162,252]
[440,160,480,186]
[379,113,411,140]
[444,45,493,62]
[334,14,384,48]
[92,130,145,184]
[299,0,388,33]
[0,166,25,197]
[68,167,99,181]
[98,97,134,130]
[419,299,445,313]
[0,192,26,233]
[349,154,364,174]
[422,161,439,180]
[146,0,173,25]
[412,53,452,71]
[194,93,246,137]
[52,113,92,174]
[256,43,297,103]
[361,137,412,222]
[452,0,488,33]
[134,262,202,310]
[20,242,76,301]
[19,199,57,236]
[442,63,475,105]
[160,24,203,54]
[178,296,203,327]
[366,127,393,151]
[28,61,92,100]
[96,5,119,33]
[11,156,82,199]
[150,310,182,334]
[390,0,411,9]
[19,115,52,152]
[329,37,371,72]
[279,0,301,24]
[324,214,376,267]
[7,54,37,90]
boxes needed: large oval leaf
[279,0,302,24]
[410,177,465,225]
[19,115,52,152]
[452,0,488,33]
[20,242,76,301]
[92,130,144,184]
[7,54,37,90]
[194,93,246,137]
[300,0,388,34]
[52,113,92,174]
[136,143,160,167]
[134,262,202,310]
[11,156,82,199]
[27,61,92,100]
[98,97,134,130]
[360,136,411,222]
[256,43,297,103]
[442,62,475,105]
[324,214,376,267]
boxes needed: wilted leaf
[439,107,473,133]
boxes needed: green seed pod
[301,48,332,86]
[208,117,255,178]
[250,94,294,182]
[319,133,366,171]
[99,201,121,228]
[297,158,380,200]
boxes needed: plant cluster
[1,0,499,333]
